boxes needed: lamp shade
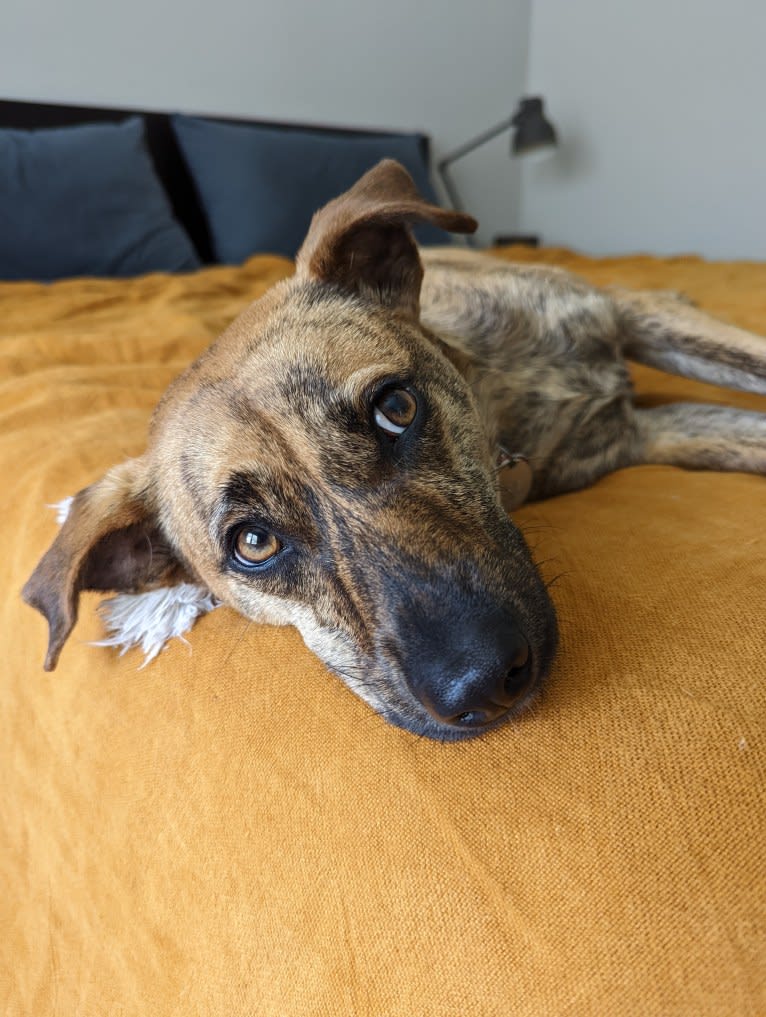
[511,97,557,156]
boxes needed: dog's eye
[373,387,417,437]
[232,526,282,567]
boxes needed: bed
[1,101,764,1016]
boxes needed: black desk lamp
[438,96,558,243]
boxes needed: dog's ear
[22,458,192,671]
[295,159,477,316]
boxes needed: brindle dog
[22,161,766,741]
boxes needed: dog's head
[23,160,557,740]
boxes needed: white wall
[0,0,532,246]
[521,0,766,259]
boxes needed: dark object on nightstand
[493,234,541,248]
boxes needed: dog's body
[23,161,766,740]
[420,246,766,500]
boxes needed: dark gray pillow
[171,115,450,263]
[0,118,200,281]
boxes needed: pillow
[171,114,450,262]
[0,117,201,281]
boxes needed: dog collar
[496,447,533,512]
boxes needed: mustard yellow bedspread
[1,249,764,1016]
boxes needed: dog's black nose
[404,608,534,728]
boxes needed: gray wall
[4,0,763,258]
[0,0,532,246]
[521,0,766,259]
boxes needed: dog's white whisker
[48,496,74,525]
[91,583,220,667]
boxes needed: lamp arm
[437,162,464,218]
[437,115,515,171]
[436,115,516,243]
[436,115,516,239]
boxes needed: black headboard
[0,99,432,263]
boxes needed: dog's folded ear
[295,159,477,316]
[22,458,192,671]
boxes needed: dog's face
[23,160,557,741]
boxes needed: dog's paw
[92,583,220,667]
[657,288,697,308]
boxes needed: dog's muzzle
[400,600,541,733]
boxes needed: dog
[22,160,766,741]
